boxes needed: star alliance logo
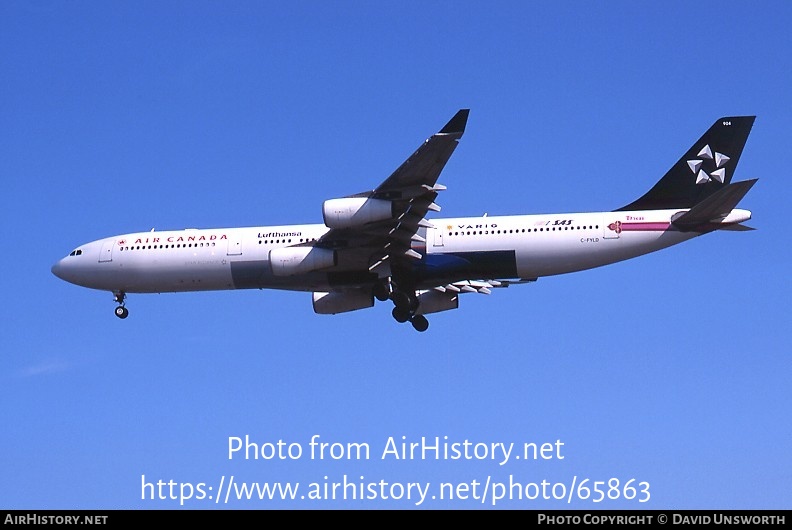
[688,144,730,185]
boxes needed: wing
[413,278,537,317]
[315,109,470,273]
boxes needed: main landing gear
[390,289,429,332]
[113,291,128,319]
[372,280,391,303]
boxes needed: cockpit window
[69,249,83,256]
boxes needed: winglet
[439,109,470,135]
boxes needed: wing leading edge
[316,109,470,273]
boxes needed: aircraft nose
[51,258,68,281]
[52,257,82,285]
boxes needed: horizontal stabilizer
[718,223,756,231]
[672,179,757,229]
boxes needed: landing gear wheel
[410,314,429,332]
[112,291,128,319]
[373,281,390,302]
[392,307,411,323]
[391,291,410,310]
[391,290,419,311]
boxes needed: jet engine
[269,247,336,276]
[312,289,374,314]
[322,197,394,229]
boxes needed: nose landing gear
[113,291,128,319]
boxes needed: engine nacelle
[269,247,336,276]
[415,290,459,315]
[322,197,394,229]
[312,289,374,314]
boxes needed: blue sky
[2,1,790,509]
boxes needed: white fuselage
[52,207,734,295]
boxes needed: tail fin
[618,116,755,211]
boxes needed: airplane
[51,110,757,332]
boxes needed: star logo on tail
[687,144,730,185]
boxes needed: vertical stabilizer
[618,116,755,211]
